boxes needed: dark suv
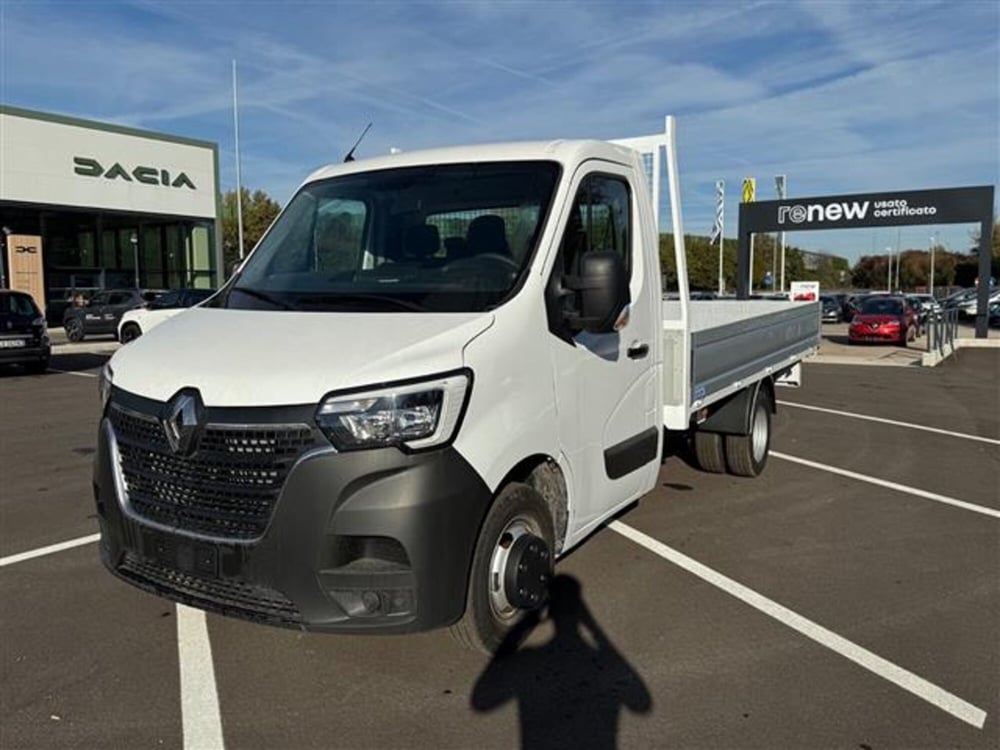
[62,288,158,342]
[0,290,50,373]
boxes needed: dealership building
[0,105,222,315]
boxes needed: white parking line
[177,604,225,750]
[47,367,98,379]
[609,520,988,729]
[0,533,100,568]
[776,400,1000,446]
[772,451,1000,519]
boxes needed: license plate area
[142,530,219,577]
[0,338,26,348]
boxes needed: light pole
[929,232,936,298]
[130,232,139,289]
[886,245,893,292]
[0,226,10,288]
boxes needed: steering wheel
[444,253,519,274]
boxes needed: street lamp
[0,226,11,288]
[886,245,893,292]
[929,232,936,299]
[130,232,139,289]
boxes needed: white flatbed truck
[94,117,819,652]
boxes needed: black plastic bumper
[94,419,493,633]
[0,341,50,365]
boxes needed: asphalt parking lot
[1,350,998,749]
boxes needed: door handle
[627,342,649,360]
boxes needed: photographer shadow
[471,575,651,750]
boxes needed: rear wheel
[120,323,142,344]
[693,431,726,473]
[65,318,85,342]
[450,482,554,654]
[724,389,772,477]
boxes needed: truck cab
[94,128,816,652]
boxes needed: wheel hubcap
[488,518,549,619]
[751,405,768,463]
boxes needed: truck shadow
[470,575,652,750]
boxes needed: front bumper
[94,398,493,634]
[849,326,902,343]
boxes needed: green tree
[221,188,282,269]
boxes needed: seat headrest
[466,214,509,255]
[402,224,440,260]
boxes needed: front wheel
[450,482,554,654]
[725,390,772,477]
[119,323,142,344]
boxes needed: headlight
[316,370,471,452]
[99,362,114,409]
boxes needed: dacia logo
[73,156,196,190]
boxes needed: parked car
[820,295,842,323]
[0,289,50,373]
[848,295,918,346]
[118,288,216,343]
[62,288,160,342]
[956,289,1000,319]
[989,300,1000,329]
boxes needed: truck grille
[118,552,301,625]
[109,404,318,540]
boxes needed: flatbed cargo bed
[661,300,820,424]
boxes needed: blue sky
[1,0,997,262]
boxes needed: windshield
[223,161,561,313]
[859,297,903,315]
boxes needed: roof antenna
[343,122,372,163]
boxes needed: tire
[450,482,554,654]
[65,318,85,343]
[120,323,142,344]
[693,431,726,473]
[724,389,771,477]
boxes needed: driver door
[546,164,660,534]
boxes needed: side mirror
[563,250,629,334]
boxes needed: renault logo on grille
[163,391,204,455]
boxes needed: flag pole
[717,181,725,296]
[232,59,245,260]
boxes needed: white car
[117,288,215,343]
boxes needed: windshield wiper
[229,287,299,310]
[297,293,429,313]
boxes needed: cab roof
[302,139,639,186]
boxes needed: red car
[848,295,918,346]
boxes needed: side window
[558,174,631,276]
[89,293,109,307]
[108,292,132,306]
[154,290,182,309]
[8,294,37,316]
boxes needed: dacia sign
[73,156,197,190]
[0,107,217,219]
